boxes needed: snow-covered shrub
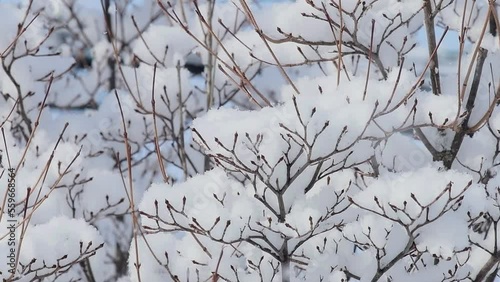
[134,0,500,281]
[2,0,500,281]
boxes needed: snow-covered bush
[2,0,500,281]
